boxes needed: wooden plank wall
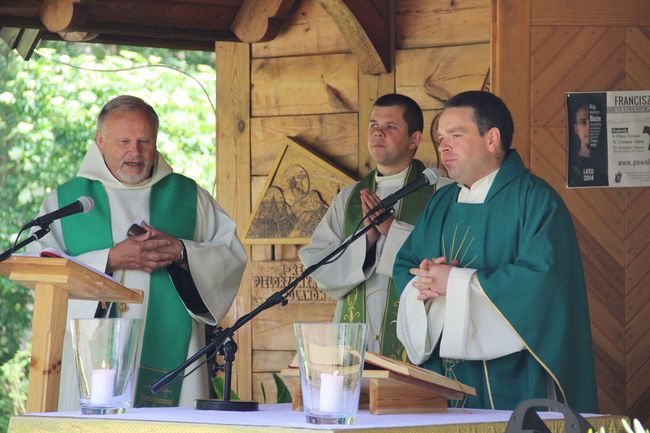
[217,0,491,404]
[494,0,650,422]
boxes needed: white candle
[319,372,344,412]
[90,366,115,405]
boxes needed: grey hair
[96,95,159,133]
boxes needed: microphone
[367,167,439,215]
[23,196,94,230]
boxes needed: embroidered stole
[58,174,196,407]
[341,159,432,359]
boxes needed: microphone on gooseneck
[366,167,439,215]
[22,196,94,230]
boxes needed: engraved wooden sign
[252,260,335,305]
[251,260,337,355]
[244,137,356,244]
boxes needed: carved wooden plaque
[252,260,335,305]
[244,137,356,244]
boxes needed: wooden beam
[39,0,90,33]
[0,17,45,28]
[319,0,391,75]
[216,41,253,400]
[15,28,41,60]
[231,0,297,43]
[0,27,22,49]
[69,23,236,43]
[39,31,227,52]
[357,0,395,176]
[492,0,531,167]
[0,3,42,18]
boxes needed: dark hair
[374,93,424,135]
[446,91,514,152]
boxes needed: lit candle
[90,361,115,405]
[319,371,344,412]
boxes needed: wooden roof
[0,0,299,56]
[0,0,391,73]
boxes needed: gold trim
[464,254,478,268]
[453,226,471,262]
[475,278,569,405]
[482,360,495,410]
[449,223,459,260]
[441,232,446,259]
[6,414,627,433]
[458,236,475,265]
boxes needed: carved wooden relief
[244,137,356,244]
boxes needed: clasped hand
[360,188,394,248]
[106,222,184,274]
[409,257,458,300]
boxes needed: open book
[363,352,476,396]
[289,351,476,397]
[15,247,118,283]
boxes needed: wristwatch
[175,242,187,265]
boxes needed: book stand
[0,257,143,413]
[281,352,476,414]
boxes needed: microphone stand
[151,207,396,411]
[0,226,51,263]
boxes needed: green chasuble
[57,173,197,407]
[393,151,598,412]
[342,159,433,360]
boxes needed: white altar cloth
[8,403,623,433]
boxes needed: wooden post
[491,0,532,167]
[216,41,252,399]
[357,0,395,177]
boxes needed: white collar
[457,168,499,204]
[374,165,410,188]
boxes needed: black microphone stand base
[194,399,259,411]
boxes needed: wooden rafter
[231,0,297,43]
[318,0,391,74]
[39,0,90,33]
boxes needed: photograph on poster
[566,92,609,188]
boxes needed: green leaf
[272,372,292,404]
[260,381,267,404]
[210,376,239,401]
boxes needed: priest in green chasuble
[29,95,247,410]
[299,94,452,359]
[394,91,598,412]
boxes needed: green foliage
[0,345,29,432]
[211,376,240,401]
[272,372,292,404]
[0,41,216,431]
[260,373,292,404]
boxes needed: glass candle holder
[70,318,142,414]
[294,322,368,425]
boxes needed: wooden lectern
[282,352,476,414]
[0,256,143,413]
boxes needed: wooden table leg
[26,284,68,413]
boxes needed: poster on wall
[566,90,650,188]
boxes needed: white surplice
[28,144,247,410]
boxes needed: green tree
[0,41,216,432]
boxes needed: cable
[32,49,216,114]
[32,48,218,195]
